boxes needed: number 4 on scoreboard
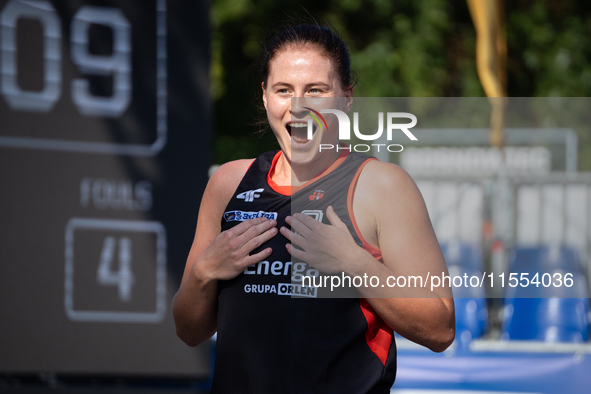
[97,236,135,302]
[65,218,166,323]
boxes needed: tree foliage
[210,0,591,168]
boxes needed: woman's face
[262,45,352,165]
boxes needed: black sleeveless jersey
[211,150,397,394]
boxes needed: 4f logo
[237,188,264,202]
[309,189,325,201]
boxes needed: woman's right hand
[193,217,278,281]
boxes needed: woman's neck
[271,149,342,187]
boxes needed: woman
[173,24,454,393]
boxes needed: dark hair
[258,24,357,90]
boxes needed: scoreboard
[0,0,211,376]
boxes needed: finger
[232,217,271,236]
[293,212,322,229]
[279,226,291,241]
[289,215,314,240]
[242,247,273,266]
[281,227,307,249]
[241,226,278,253]
[326,206,347,229]
[236,218,277,244]
[285,243,307,261]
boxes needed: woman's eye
[309,88,319,93]
[278,89,289,94]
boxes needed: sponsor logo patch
[278,283,318,298]
[309,189,325,201]
[224,210,277,222]
[236,188,264,202]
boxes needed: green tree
[210,0,591,168]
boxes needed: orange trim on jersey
[267,151,292,195]
[360,298,393,366]
[346,158,381,257]
[266,149,350,196]
[347,158,393,366]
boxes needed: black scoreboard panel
[0,0,211,376]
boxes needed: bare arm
[283,161,454,352]
[352,161,455,351]
[172,159,278,347]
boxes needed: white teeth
[288,121,311,144]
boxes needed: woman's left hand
[281,205,363,274]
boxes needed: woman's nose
[290,97,307,118]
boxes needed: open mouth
[287,121,317,144]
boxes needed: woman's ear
[262,82,267,110]
[344,86,353,113]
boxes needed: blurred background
[1,0,591,393]
[210,0,591,165]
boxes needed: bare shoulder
[351,159,427,248]
[199,158,255,232]
[355,159,432,235]
[182,158,255,282]
[357,159,421,201]
[207,159,255,197]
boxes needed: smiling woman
[260,27,353,184]
[172,24,455,393]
